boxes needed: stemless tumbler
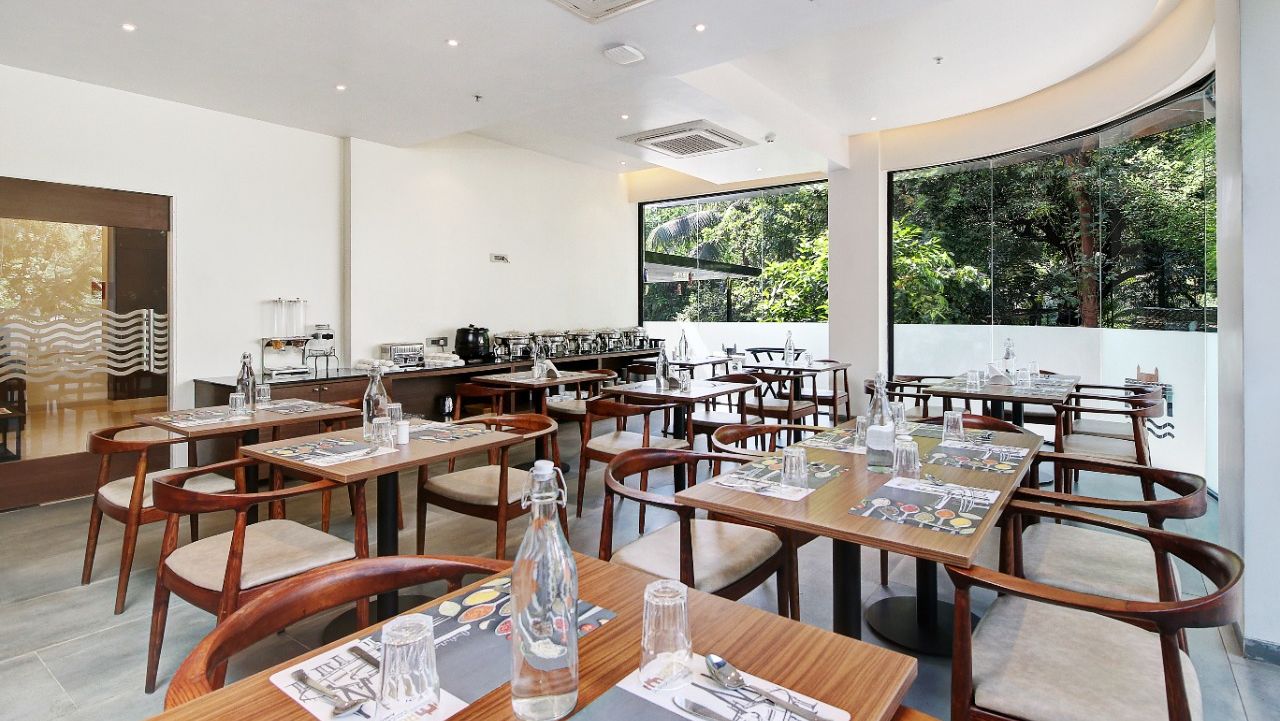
[942,410,966,443]
[639,579,692,691]
[781,446,808,488]
[892,439,921,481]
[965,370,981,390]
[890,401,908,435]
[386,402,404,425]
[852,416,869,452]
[228,392,247,417]
[378,613,439,718]
[255,383,272,407]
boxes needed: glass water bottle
[362,366,390,441]
[654,342,671,390]
[1002,337,1017,373]
[783,330,796,366]
[235,352,257,411]
[510,460,578,721]
[866,373,896,472]
[676,329,691,361]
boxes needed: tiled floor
[0,419,1277,721]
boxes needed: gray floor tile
[0,653,77,721]
[1230,655,1280,721]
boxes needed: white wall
[347,135,636,360]
[0,64,344,408]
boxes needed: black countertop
[194,348,657,388]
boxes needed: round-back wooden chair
[600,447,797,618]
[749,370,820,440]
[689,372,764,443]
[546,368,618,446]
[709,422,830,456]
[84,423,240,615]
[415,413,562,560]
[451,382,507,421]
[146,459,367,693]
[950,501,1242,721]
[577,396,689,521]
[164,555,510,708]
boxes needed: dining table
[668,354,732,377]
[676,419,1042,655]
[149,554,923,721]
[135,400,363,522]
[238,424,522,624]
[923,373,1080,426]
[743,358,853,421]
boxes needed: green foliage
[642,183,829,322]
[892,220,986,323]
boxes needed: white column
[1220,0,1280,661]
[827,133,885,413]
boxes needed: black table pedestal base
[865,596,975,657]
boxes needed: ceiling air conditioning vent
[620,121,755,159]
[546,0,658,22]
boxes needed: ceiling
[0,0,1177,183]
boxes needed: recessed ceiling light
[620,114,630,120]
[446,39,459,47]
[756,167,763,172]
[335,84,347,92]
[694,23,707,32]
[870,116,878,121]
[121,22,136,32]
[620,161,627,166]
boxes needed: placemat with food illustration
[712,457,844,501]
[924,440,1028,474]
[411,423,494,444]
[571,653,850,721]
[258,399,336,415]
[796,428,861,453]
[850,476,999,535]
[151,409,229,428]
[270,574,616,721]
[904,422,995,443]
[259,437,395,466]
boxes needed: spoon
[290,669,367,717]
[704,654,824,721]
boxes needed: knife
[347,645,380,669]
[674,697,734,721]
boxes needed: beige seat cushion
[1062,433,1140,462]
[585,430,689,456]
[98,469,236,509]
[1072,417,1137,440]
[546,397,587,416]
[972,597,1200,721]
[1022,522,1178,602]
[424,465,530,506]
[164,519,355,591]
[756,397,818,416]
[611,519,782,594]
[689,410,763,428]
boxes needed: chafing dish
[565,329,598,355]
[493,331,533,360]
[595,327,624,353]
[620,326,649,350]
[533,330,569,357]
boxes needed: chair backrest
[164,555,511,708]
[750,370,817,400]
[452,382,506,421]
[1027,451,1207,527]
[710,423,829,455]
[570,369,618,399]
[458,413,558,441]
[744,346,806,361]
[916,412,1025,434]
[626,362,657,382]
[88,422,178,454]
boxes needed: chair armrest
[153,463,344,515]
[1053,403,1144,416]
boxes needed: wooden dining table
[135,401,363,522]
[676,421,1041,655]
[149,555,922,721]
[239,425,522,621]
[923,374,1080,426]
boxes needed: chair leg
[416,470,428,555]
[775,566,790,619]
[788,540,801,620]
[879,549,890,586]
[144,581,172,693]
[188,514,200,542]
[115,515,141,615]
[638,470,649,534]
[495,505,509,561]
[576,457,589,518]
[396,490,405,531]
[81,502,103,585]
[320,490,333,533]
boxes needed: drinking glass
[781,446,808,488]
[228,392,247,417]
[852,416,869,452]
[639,579,692,690]
[978,368,990,384]
[965,370,980,390]
[386,402,403,425]
[890,401,908,435]
[1028,360,1040,377]
[801,351,813,368]
[942,410,966,443]
[255,383,272,406]
[371,417,394,449]
[1015,368,1031,387]
[892,439,921,481]
[377,613,439,717]
[678,369,692,392]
